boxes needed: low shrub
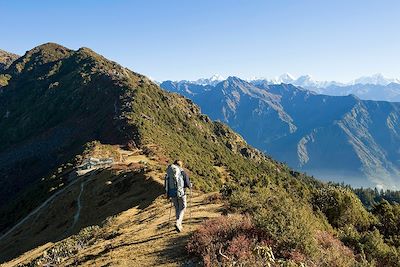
[314,231,356,267]
[361,229,400,267]
[339,226,400,266]
[229,187,323,258]
[311,186,374,230]
[187,215,273,266]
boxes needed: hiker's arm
[182,171,192,188]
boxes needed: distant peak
[267,73,295,84]
[297,74,313,80]
[209,74,224,81]
[192,74,225,86]
[352,73,400,86]
[279,72,295,80]
[226,76,248,84]
[226,75,240,80]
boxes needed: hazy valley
[161,77,400,189]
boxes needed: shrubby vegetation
[190,182,400,266]
[188,215,357,267]
[187,215,272,266]
[311,186,374,230]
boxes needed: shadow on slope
[0,165,164,263]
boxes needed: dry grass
[1,150,223,267]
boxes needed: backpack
[166,164,185,198]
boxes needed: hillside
[161,78,400,189]
[0,149,223,266]
[0,43,273,262]
[1,43,400,266]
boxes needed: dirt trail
[0,173,81,242]
[66,191,222,266]
[70,179,88,232]
[2,151,223,266]
[4,188,222,267]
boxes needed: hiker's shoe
[175,223,183,232]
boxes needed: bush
[361,229,400,267]
[314,231,356,267]
[228,187,323,258]
[339,226,400,266]
[372,200,400,242]
[311,186,374,230]
[187,215,272,266]
[252,195,319,258]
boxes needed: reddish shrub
[226,234,254,261]
[315,231,356,267]
[187,215,271,266]
[286,249,307,264]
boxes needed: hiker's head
[174,159,183,167]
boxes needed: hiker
[164,159,192,232]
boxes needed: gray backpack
[166,164,185,197]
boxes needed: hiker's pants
[171,195,187,226]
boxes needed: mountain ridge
[161,77,400,189]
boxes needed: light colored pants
[171,195,187,226]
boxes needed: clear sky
[1,0,400,81]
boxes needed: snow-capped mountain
[274,73,400,102]
[192,74,225,86]
[270,73,295,84]
[168,73,400,102]
[175,73,400,88]
[351,73,400,86]
[250,73,343,89]
[259,73,400,87]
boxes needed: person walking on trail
[164,159,192,232]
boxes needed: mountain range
[178,73,400,102]
[252,73,400,87]
[161,77,400,189]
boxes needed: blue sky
[1,0,400,81]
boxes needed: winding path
[70,180,88,231]
[0,172,86,242]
